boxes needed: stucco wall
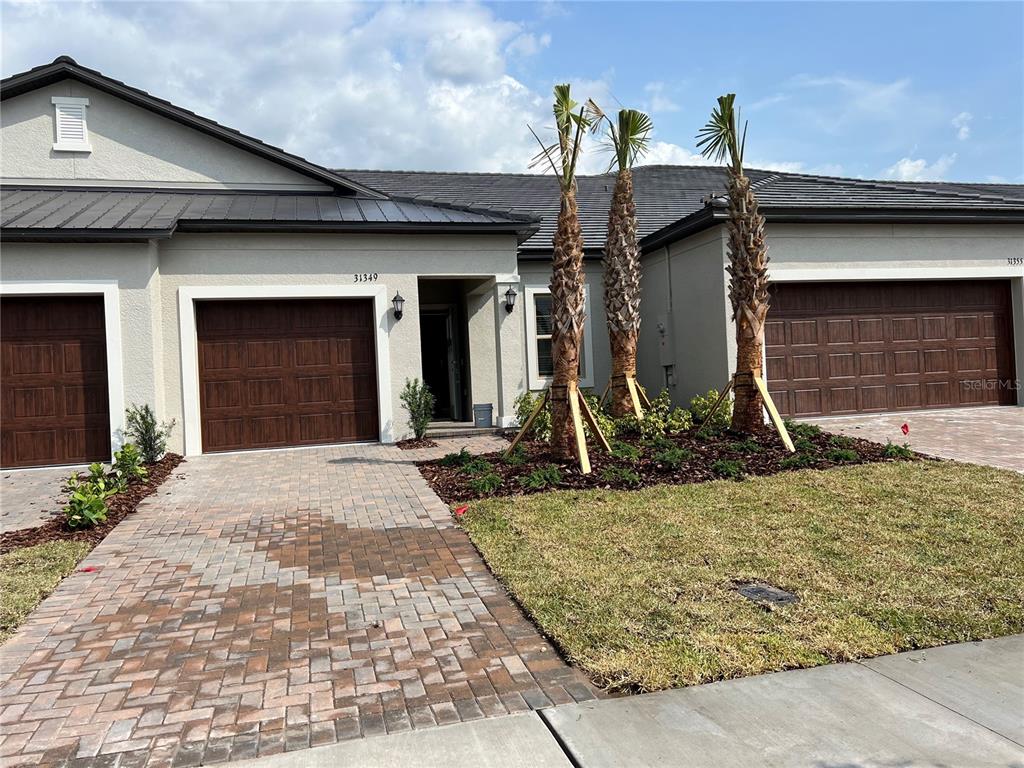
[638,227,731,408]
[516,260,611,399]
[157,232,521,451]
[0,242,162,440]
[1,80,329,190]
[650,221,1024,409]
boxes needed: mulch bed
[0,454,184,554]
[418,427,923,504]
[395,437,439,450]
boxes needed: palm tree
[696,94,770,433]
[596,108,652,417]
[529,85,597,459]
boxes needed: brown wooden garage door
[1,296,111,468]
[766,280,1017,417]
[196,299,378,452]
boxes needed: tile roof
[0,188,538,240]
[342,166,1024,254]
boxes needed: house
[1,56,1021,469]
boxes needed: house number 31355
[353,272,379,282]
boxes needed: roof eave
[639,205,1024,253]
[0,59,386,199]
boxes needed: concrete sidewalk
[228,635,1023,767]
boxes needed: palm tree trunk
[726,168,770,433]
[549,187,587,459]
[604,168,643,416]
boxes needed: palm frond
[696,93,744,174]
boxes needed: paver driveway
[1,465,78,533]
[0,438,595,767]
[809,405,1024,473]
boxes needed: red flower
[454,506,469,518]
[901,423,910,435]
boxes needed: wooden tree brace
[752,375,795,453]
[696,379,733,434]
[599,373,646,418]
[577,389,612,454]
[567,381,592,474]
[504,389,549,457]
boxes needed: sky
[2,1,1021,182]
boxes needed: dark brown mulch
[0,454,185,554]
[417,427,924,504]
[395,437,439,450]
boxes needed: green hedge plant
[125,404,176,464]
[400,378,435,439]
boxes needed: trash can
[472,403,493,428]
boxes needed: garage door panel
[767,280,1016,417]
[1,296,111,468]
[765,320,786,347]
[197,299,378,452]
[857,318,884,343]
[202,341,242,371]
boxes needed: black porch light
[504,286,518,313]
[392,291,405,320]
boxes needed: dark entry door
[196,299,378,452]
[1,295,111,468]
[420,310,455,420]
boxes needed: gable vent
[51,96,91,152]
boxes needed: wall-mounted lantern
[504,286,518,313]
[392,291,405,320]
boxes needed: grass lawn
[0,541,93,643]
[461,461,1024,693]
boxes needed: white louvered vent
[51,96,91,152]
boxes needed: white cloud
[883,153,957,181]
[506,32,551,58]
[0,1,551,172]
[952,111,972,141]
[643,82,679,113]
[748,93,788,112]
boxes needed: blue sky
[2,1,1021,182]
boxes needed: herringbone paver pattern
[0,438,595,767]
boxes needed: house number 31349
[353,272,379,282]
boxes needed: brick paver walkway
[809,405,1024,473]
[0,437,595,767]
[1,466,81,533]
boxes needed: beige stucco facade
[639,221,1024,409]
[1,79,329,190]
[0,232,524,454]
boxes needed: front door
[419,307,462,421]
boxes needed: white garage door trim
[0,279,125,464]
[178,284,393,456]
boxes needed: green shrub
[690,389,731,432]
[826,448,859,463]
[653,447,694,468]
[711,458,745,479]
[440,447,473,468]
[113,444,147,487]
[794,437,816,453]
[400,378,435,439]
[643,434,675,451]
[780,452,816,470]
[729,437,763,454]
[882,441,915,460]
[125,404,176,464]
[460,458,494,476]
[86,462,107,484]
[610,441,642,463]
[514,391,551,441]
[519,465,562,490]
[601,466,641,488]
[581,390,618,441]
[502,444,528,466]
[63,474,115,530]
[468,473,503,495]
[614,389,687,441]
[784,420,822,440]
[828,434,856,449]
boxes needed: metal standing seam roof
[0,188,539,240]
[340,166,1024,255]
